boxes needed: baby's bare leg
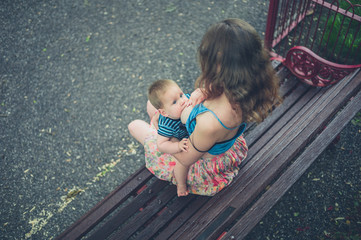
[173,161,189,197]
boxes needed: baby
[148,79,190,196]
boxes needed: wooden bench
[56,65,361,240]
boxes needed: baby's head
[148,79,187,119]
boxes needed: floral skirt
[144,125,248,196]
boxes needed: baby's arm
[157,135,188,154]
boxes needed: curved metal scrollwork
[284,46,361,87]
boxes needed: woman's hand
[187,88,205,107]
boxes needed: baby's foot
[177,184,189,197]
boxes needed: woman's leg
[128,101,157,145]
[128,120,152,145]
[147,100,158,119]
[147,100,160,129]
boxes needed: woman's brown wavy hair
[196,19,281,123]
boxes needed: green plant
[351,112,361,126]
[321,0,361,64]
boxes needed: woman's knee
[128,119,150,145]
[128,120,142,135]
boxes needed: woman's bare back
[181,93,243,148]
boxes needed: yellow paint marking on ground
[24,149,126,239]
[25,209,54,239]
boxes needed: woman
[128,19,280,196]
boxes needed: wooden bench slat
[154,196,210,240]
[171,70,361,239]
[110,184,177,240]
[242,81,335,178]
[224,70,361,240]
[246,85,318,156]
[134,194,197,239]
[245,80,311,147]
[244,68,296,136]
[87,179,168,240]
[55,167,153,240]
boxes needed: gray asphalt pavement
[0,0,360,239]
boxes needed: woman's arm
[173,118,219,167]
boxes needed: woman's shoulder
[196,111,224,133]
[203,102,243,129]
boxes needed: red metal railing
[265,0,361,87]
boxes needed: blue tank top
[185,104,246,155]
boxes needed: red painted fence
[265,0,361,86]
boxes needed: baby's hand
[178,138,188,152]
[187,88,206,107]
